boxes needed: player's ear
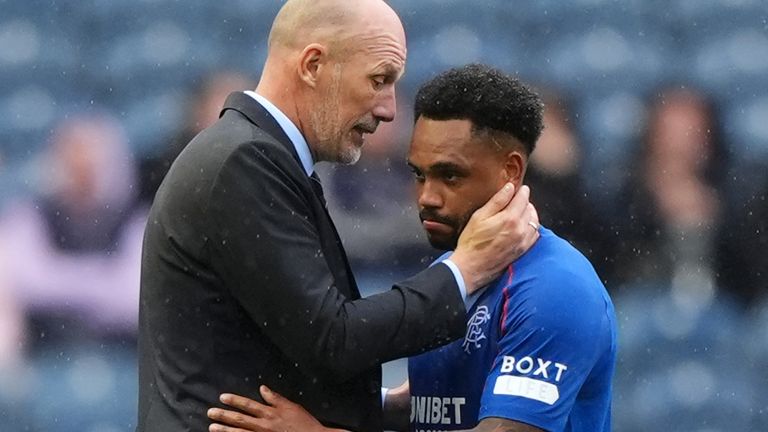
[503,150,525,186]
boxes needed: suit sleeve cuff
[441,259,468,307]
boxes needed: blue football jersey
[408,227,617,432]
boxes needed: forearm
[225,264,466,382]
[302,267,466,380]
[382,381,410,432]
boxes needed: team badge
[462,305,490,354]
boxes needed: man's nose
[418,180,443,209]
[372,87,396,123]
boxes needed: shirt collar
[244,90,314,177]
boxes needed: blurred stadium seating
[0,0,766,430]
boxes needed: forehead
[411,117,472,152]
[409,118,475,161]
[350,24,406,71]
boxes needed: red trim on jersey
[500,263,515,335]
[490,264,516,371]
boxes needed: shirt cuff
[381,387,389,406]
[442,259,469,307]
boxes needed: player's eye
[442,172,461,185]
[409,166,425,183]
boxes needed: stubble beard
[309,65,361,165]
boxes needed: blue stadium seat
[403,26,527,85]
[613,289,754,432]
[541,24,673,94]
[689,28,768,99]
[723,95,768,163]
[0,85,61,161]
[746,298,768,429]
[29,344,138,432]
[0,343,139,431]
[116,88,185,155]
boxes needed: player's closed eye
[443,173,460,184]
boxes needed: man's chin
[337,142,362,165]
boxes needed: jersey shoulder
[502,227,614,333]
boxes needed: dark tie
[310,172,327,207]
[309,171,360,296]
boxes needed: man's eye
[372,77,386,90]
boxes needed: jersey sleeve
[477,271,610,431]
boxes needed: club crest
[462,305,490,354]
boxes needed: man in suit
[137,1,540,431]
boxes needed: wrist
[446,252,478,294]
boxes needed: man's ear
[297,43,327,88]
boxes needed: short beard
[420,209,460,251]
[309,64,361,165]
[426,235,458,252]
[337,142,361,165]
[420,208,476,251]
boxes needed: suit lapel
[220,91,303,168]
[220,92,361,299]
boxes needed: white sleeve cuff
[441,259,468,308]
[381,387,389,406]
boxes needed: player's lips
[422,219,453,234]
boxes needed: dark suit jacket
[137,92,466,432]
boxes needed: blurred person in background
[0,242,24,371]
[0,113,144,351]
[137,70,254,205]
[321,95,435,278]
[614,86,729,306]
[525,90,618,285]
[0,242,29,428]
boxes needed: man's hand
[207,386,346,432]
[451,184,539,294]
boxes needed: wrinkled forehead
[340,19,407,72]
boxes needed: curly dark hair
[414,63,544,155]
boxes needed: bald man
[137,1,539,431]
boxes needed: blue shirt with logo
[408,227,617,432]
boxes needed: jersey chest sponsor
[410,395,467,427]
